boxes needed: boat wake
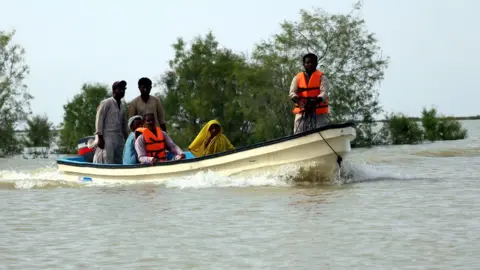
[0,161,419,190]
[412,146,480,158]
[0,168,80,189]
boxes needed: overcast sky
[2,0,479,126]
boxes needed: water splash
[337,161,418,184]
[164,164,303,189]
[0,160,418,190]
[0,168,85,189]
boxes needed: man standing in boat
[289,53,330,134]
[93,80,129,164]
[128,77,167,132]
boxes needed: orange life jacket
[292,70,329,115]
[135,127,167,161]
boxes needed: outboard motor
[77,135,96,162]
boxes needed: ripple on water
[0,121,480,269]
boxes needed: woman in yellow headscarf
[188,120,235,157]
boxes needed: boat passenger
[134,113,185,164]
[188,120,235,158]
[289,53,330,134]
[128,77,167,132]
[93,80,129,164]
[122,115,143,165]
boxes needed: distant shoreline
[11,116,479,133]
[374,116,480,123]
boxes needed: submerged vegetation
[0,2,470,155]
[378,107,468,145]
[421,108,468,141]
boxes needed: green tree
[380,113,424,145]
[421,107,439,141]
[252,1,389,147]
[437,118,467,140]
[59,83,109,153]
[0,114,22,156]
[379,107,467,145]
[158,32,273,148]
[0,30,33,155]
[24,114,55,148]
[421,107,467,141]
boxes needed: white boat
[56,122,357,184]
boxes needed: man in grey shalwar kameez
[93,80,129,164]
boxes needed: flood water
[1,121,479,269]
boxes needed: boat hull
[57,123,356,184]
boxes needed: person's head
[302,53,318,74]
[208,123,221,137]
[138,77,152,97]
[128,115,143,132]
[143,113,155,130]
[112,80,127,100]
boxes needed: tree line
[0,2,468,156]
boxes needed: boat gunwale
[56,122,356,169]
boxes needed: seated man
[188,119,235,157]
[122,115,143,165]
[134,113,185,164]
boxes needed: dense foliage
[0,30,32,156]
[157,32,274,148]
[59,83,110,153]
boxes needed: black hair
[113,80,127,90]
[138,77,152,88]
[302,53,318,63]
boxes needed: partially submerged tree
[421,107,467,141]
[252,1,389,147]
[379,107,468,145]
[24,114,55,148]
[0,114,22,156]
[0,30,33,155]
[59,83,109,153]
[379,113,424,145]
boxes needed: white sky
[2,0,479,126]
